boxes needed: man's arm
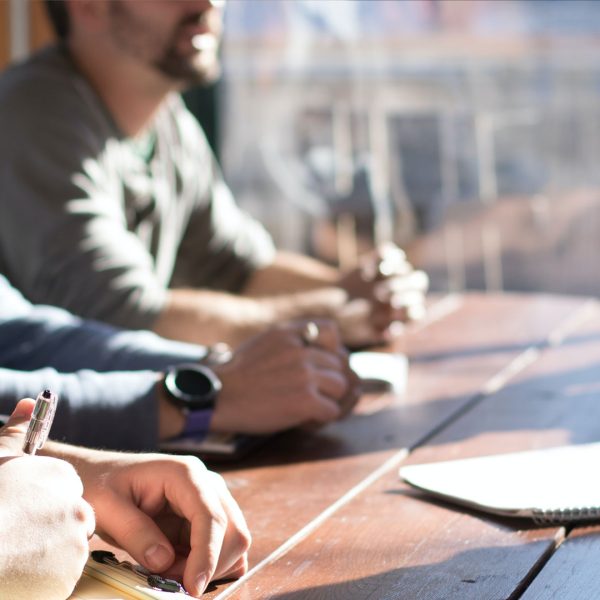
[153,285,347,346]
[0,367,166,449]
[0,276,207,373]
[0,318,360,450]
[154,246,428,348]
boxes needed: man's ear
[67,0,111,34]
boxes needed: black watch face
[165,364,222,410]
[176,368,213,396]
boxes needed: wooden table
[198,291,600,600]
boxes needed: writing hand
[72,451,250,597]
[0,399,94,600]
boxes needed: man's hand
[59,450,251,598]
[337,243,429,347]
[210,319,359,434]
[0,399,94,600]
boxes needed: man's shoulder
[0,45,75,96]
[0,44,113,154]
[0,45,96,126]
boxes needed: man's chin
[155,57,221,88]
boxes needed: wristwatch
[163,363,222,411]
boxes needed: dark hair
[44,0,70,40]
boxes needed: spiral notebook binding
[532,506,600,525]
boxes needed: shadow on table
[387,487,545,532]
[211,389,467,472]
[213,356,600,473]
[260,542,555,600]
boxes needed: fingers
[362,243,411,281]
[0,398,36,457]
[78,499,97,540]
[287,318,342,353]
[375,270,429,296]
[306,392,342,425]
[309,358,348,400]
[371,292,426,329]
[337,367,362,419]
[299,331,356,422]
[94,492,176,574]
[175,464,250,596]
[306,346,346,371]
[207,472,251,581]
[186,505,227,595]
[220,553,248,581]
[370,271,429,330]
[289,320,356,418]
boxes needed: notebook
[160,351,408,458]
[69,551,189,600]
[399,442,600,524]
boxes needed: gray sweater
[0,44,275,330]
[0,275,206,450]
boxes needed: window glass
[219,0,600,295]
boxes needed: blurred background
[3,0,600,296]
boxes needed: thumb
[97,494,176,573]
[0,398,36,457]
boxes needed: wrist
[159,364,223,439]
[157,378,186,441]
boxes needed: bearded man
[0,0,427,348]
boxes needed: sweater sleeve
[0,275,207,373]
[0,367,160,451]
[0,304,207,373]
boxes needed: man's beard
[153,42,221,86]
[109,1,221,87]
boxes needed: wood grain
[202,294,591,599]
[520,526,600,600]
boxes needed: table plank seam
[508,529,567,600]
[216,298,598,599]
[214,449,411,599]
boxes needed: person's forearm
[243,251,340,296]
[153,289,275,346]
[153,287,348,347]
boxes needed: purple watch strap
[182,408,214,437]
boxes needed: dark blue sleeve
[0,367,160,451]
[0,304,207,373]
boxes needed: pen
[22,389,57,455]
